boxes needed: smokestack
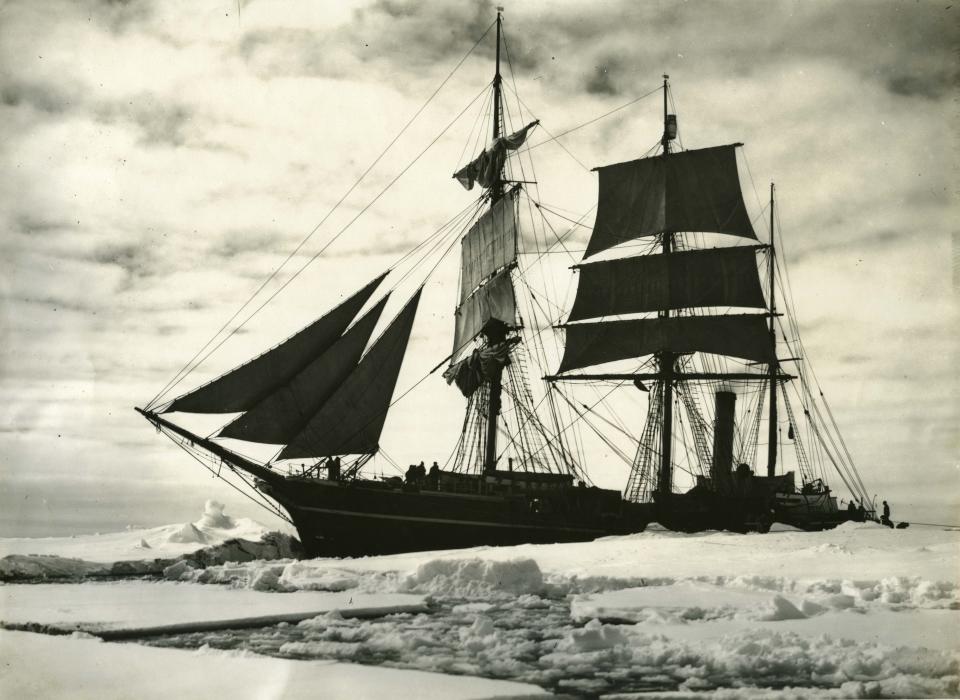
[711,391,737,485]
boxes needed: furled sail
[586,145,756,258]
[454,121,539,191]
[442,343,512,398]
[558,314,773,373]
[568,246,766,321]
[459,189,517,303]
[278,289,422,459]
[216,295,390,444]
[452,268,516,357]
[164,273,388,414]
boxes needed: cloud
[100,97,194,147]
[208,228,286,260]
[90,0,156,35]
[789,228,903,263]
[0,79,80,114]
[883,69,959,100]
[352,0,499,66]
[584,59,622,96]
[91,241,157,278]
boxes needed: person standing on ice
[881,500,892,527]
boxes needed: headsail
[558,314,773,373]
[585,144,756,258]
[568,246,766,321]
[454,121,539,191]
[164,273,387,414]
[216,295,390,444]
[278,289,422,459]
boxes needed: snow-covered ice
[0,500,278,565]
[0,629,547,700]
[170,521,958,696]
[2,510,958,697]
[1,581,425,634]
[0,500,301,581]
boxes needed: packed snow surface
[0,500,274,564]
[160,521,958,696]
[2,514,958,697]
[1,581,425,633]
[0,629,546,700]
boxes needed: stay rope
[146,20,496,410]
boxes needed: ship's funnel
[711,391,736,485]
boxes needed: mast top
[662,76,677,153]
[491,8,504,202]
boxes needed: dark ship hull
[652,489,859,535]
[260,470,654,557]
[773,490,864,531]
[653,465,861,535]
[259,468,856,557]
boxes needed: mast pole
[657,74,675,496]
[766,182,778,477]
[491,8,504,204]
[484,7,505,473]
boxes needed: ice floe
[2,510,957,697]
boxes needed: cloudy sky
[1,0,956,536]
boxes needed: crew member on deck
[428,461,440,490]
[329,456,340,481]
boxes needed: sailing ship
[138,11,876,557]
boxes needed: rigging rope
[158,424,292,524]
[552,388,635,466]
[150,81,491,412]
[146,22,496,410]
[510,83,662,159]
[500,29,588,474]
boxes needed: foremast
[484,7,506,473]
[447,7,541,475]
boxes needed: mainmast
[766,183,778,477]
[483,7,506,473]
[657,74,675,496]
[552,77,770,502]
